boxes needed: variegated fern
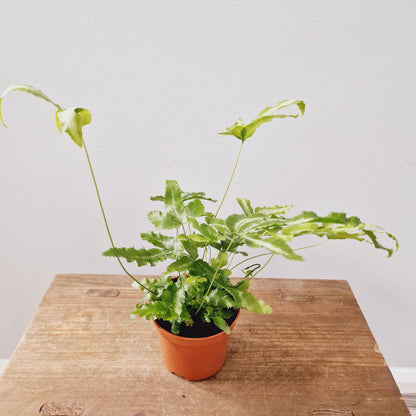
[0,85,398,335]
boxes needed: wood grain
[0,274,410,416]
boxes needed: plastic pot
[153,310,240,381]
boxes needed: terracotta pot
[153,310,240,381]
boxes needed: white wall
[0,0,415,366]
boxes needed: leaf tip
[0,98,7,127]
[298,100,306,116]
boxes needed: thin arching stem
[215,141,244,217]
[248,254,274,280]
[230,252,272,271]
[227,251,237,269]
[293,241,326,251]
[81,138,151,292]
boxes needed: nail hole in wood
[278,289,315,302]
[373,342,382,354]
[310,409,354,416]
[283,293,315,302]
[86,288,120,297]
[39,402,85,415]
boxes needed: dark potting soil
[155,309,238,338]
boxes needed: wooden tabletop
[0,274,410,416]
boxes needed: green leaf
[151,190,217,204]
[254,204,293,216]
[56,107,91,147]
[313,211,349,224]
[147,210,182,230]
[0,83,61,127]
[133,277,189,327]
[242,234,303,261]
[257,99,305,117]
[278,210,398,257]
[210,251,229,269]
[362,229,396,257]
[131,275,165,293]
[132,301,178,321]
[221,280,272,314]
[199,223,219,241]
[205,216,230,234]
[225,214,264,234]
[187,233,210,243]
[218,118,245,140]
[242,114,298,141]
[149,195,164,202]
[211,316,230,334]
[237,198,254,216]
[164,179,185,219]
[182,191,216,203]
[204,287,235,309]
[147,180,186,230]
[387,231,400,252]
[284,211,318,225]
[167,255,195,272]
[281,222,320,236]
[189,259,216,280]
[103,246,171,267]
[185,199,205,218]
[171,321,180,335]
[172,286,186,316]
[132,282,187,324]
[141,230,182,252]
[181,239,199,259]
[219,99,305,141]
[140,231,175,248]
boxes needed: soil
[155,309,239,338]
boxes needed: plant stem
[230,252,272,270]
[293,241,326,251]
[81,138,151,291]
[227,251,236,269]
[215,141,244,217]
[248,254,274,280]
[196,237,235,314]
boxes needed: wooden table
[0,274,410,416]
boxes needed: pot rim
[153,308,240,342]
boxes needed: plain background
[0,1,415,367]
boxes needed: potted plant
[0,84,398,380]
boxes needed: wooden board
[0,274,410,416]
